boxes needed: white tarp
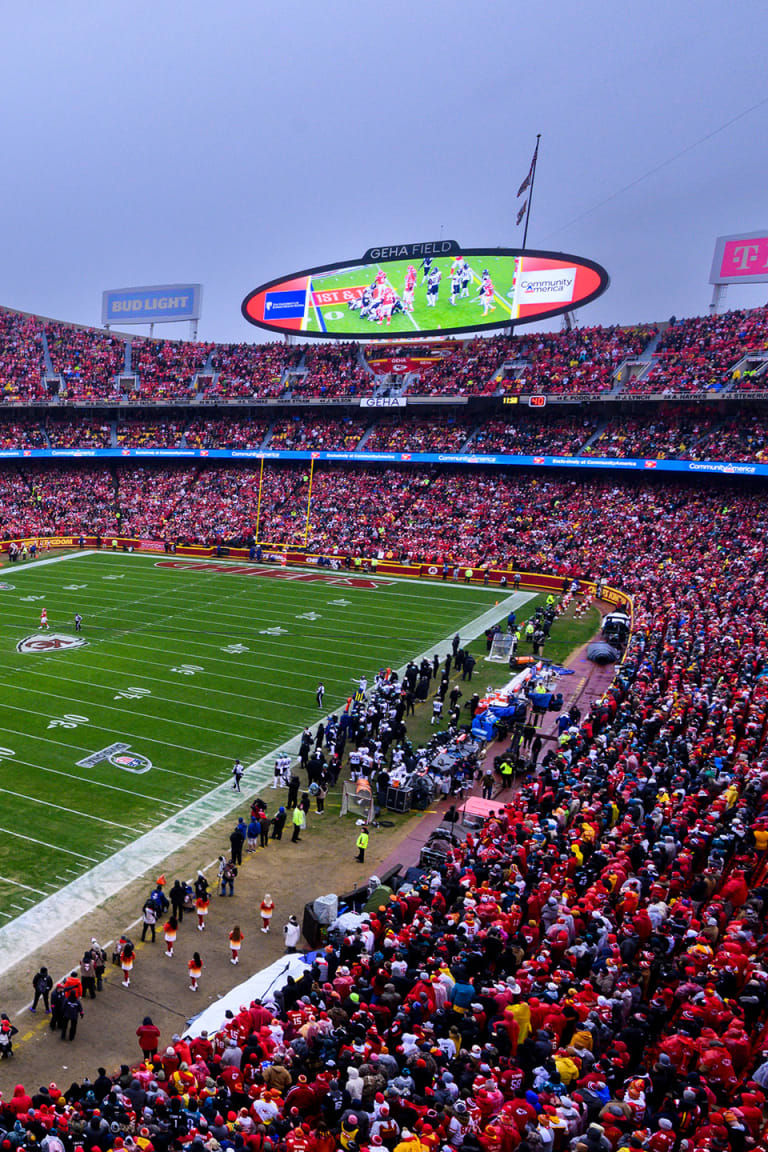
[185,953,310,1037]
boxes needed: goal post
[487,634,514,662]
[340,779,375,822]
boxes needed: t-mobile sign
[710,230,768,284]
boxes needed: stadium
[1,5,768,1152]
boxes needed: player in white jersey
[460,259,472,297]
[426,267,442,306]
[449,266,462,305]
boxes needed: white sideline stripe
[0,555,531,975]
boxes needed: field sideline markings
[0,678,277,750]
[0,826,99,861]
[5,559,505,612]
[0,698,242,767]
[0,874,48,895]
[0,785,143,831]
[0,588,531,977]
[0,749,187,806]
[40,549,507,598]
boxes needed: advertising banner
[102,284,202,325]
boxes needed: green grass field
[0,552,508,922]
[304,255,518,336]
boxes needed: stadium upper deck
[0,303,766,405]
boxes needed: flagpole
[521,134,541,250]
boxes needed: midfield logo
[17,633,88,654]
[76,742,153,773]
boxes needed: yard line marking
[0,786,142,831]
[0,875,48,895]
[0,586,530,978]
[0,826,98,861]
[0,705,238,768]
[0,751,185,806]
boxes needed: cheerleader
[188,951,203,991]
[196,891,210,931]
[163,915,178,958]
[120,940,135,987]
[229,925,243,965]
[260,893,275,933]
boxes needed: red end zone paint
[155,561,392,588]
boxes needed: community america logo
[17,633,88,654]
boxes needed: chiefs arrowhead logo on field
[17,633,89,654]
[644,460,657,469]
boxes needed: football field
[0,552,509,928]
[304,255,517,336]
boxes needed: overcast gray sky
[1,1,765,342]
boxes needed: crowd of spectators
[46,418,112,448]
[580,413,715,460]
[5,408,768,463]
[625,309,768,396]
[0,309,47,401]
[415,337,510,397]
[502,326,657,398]
[471,417,598,457]
[364,417,471,453]
[692,415,768,462]
[293,345,372,399]
[131,339,213,401]
[0,465,118,537]
[267,417,368,452]
[116,419,187,449]
[209,344,296,399]
[3,470,768,1152]
[0,419,48,449]
[47,321,127,400]
[2,305,768,403]
[185,418,270,450]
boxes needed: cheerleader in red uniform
[260,893,275,933]
[163,915,178,958]
[196,892,209,931]
[229,925,243,965]
[188,951,203,992]
[120,941,135,987]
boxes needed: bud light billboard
[241,242,608,339]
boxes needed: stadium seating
[2,470,768,1152]
[130,337,213,400]
[624,307,768,395]
[0,309,47,400]
[266,414,368,451]
[501,324,658,396]
[47,321,126,400]
[364,415,472,452]
[471,414,598,455]
[293,343,371,398]
[209,341,296,398]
